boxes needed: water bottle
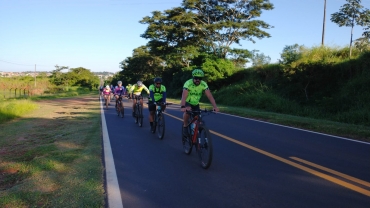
[190,123,195,135]
[157,105,161,111]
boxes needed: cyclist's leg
[148,101,155,131]
[132,95,137,116]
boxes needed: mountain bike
[103,94,110,109]
[132,95,144,127]
[182,109,214,169]
[151,102,172,140]
[115,95,124,118]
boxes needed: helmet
[105,85,110,89]
[137,81,143,87]
[117,81,122,85]
[154,77,162,83]
[192,69,204,77]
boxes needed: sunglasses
[155,83,161,85]
[193,77,202,80]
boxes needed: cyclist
[180,69,219,136]
[114,81,125,108]
[110,85,115,101]
[99,85,104,98]
[102,85,112,104]
[148,77,167,132]
[125,84,132,95]
[128,80,149,117]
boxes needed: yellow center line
[290,157,370,188]
[165,112,370,197]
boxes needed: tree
[250,50,271,67]
[354,36,370,52]
[183,0,274,58]
[279,44,304,65]
[330,0,370,57]
[140,0,274,59]
[119,46,164,83]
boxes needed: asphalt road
[102,97,370,208]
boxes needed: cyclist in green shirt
[148,77,167,132]
[180,69,219,136]
[129,81,150,117]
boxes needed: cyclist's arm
[180,88,188,107]
[143,85,150,95]
[204,89,219,112]
[149,90,155,102]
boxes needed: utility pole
[322,0,327,45]
[34,64,37,87]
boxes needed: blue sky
[1,0,369,73]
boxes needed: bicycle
[151,102,172,140]
[115,95,125,118]
[182,109,214,169]
[132,95,144,127]
[103,94,110,109]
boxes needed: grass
[0,94,104,207]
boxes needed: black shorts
[148,98,164,111]
[185,102,200,111]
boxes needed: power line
[0,59,52,67]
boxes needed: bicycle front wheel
[182,125,192,155]
[157,114,165,139]
[120,102,124,118]
[138,106,143,127]
[197,125,213,169]
[134,106,139,124]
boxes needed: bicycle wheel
[157,113,165,139]
[182,125,193,155]
[105,97,108,109]
[197,125,213,169]
[134,106,139,124]
[138,105,143,127]
[152,113,157,134]
[116,102,120,116]
[119,102,124,118]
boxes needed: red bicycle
[182,109,214,169]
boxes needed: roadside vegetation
[1,0,369,206]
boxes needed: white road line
[100,98,123,208]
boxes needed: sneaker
[182,127,189,137]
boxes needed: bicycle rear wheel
[197,125,213,169]
[157,114,165,139]
[138,106,143,127]
[182,125,192,155]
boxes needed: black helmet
[154,77,162,83]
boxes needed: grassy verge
[167,98,370,143]
[0,95,104,207]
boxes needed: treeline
[111,0,370,125]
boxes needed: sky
[1,0,370,73]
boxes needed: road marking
[100,98,124,208]
[164,112,370,197]
[290,157,370,188]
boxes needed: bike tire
[197,125,213,169]
[105,98,108,109]
[138,106,143,127]
[152,113,157,134]
[120,102,124,118]
[134,106,138,124]
[182,125,193,155]
[157,113,165,140]
[116,103,120,116]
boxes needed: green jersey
[183,79,209,105]
[149,84,166,101]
